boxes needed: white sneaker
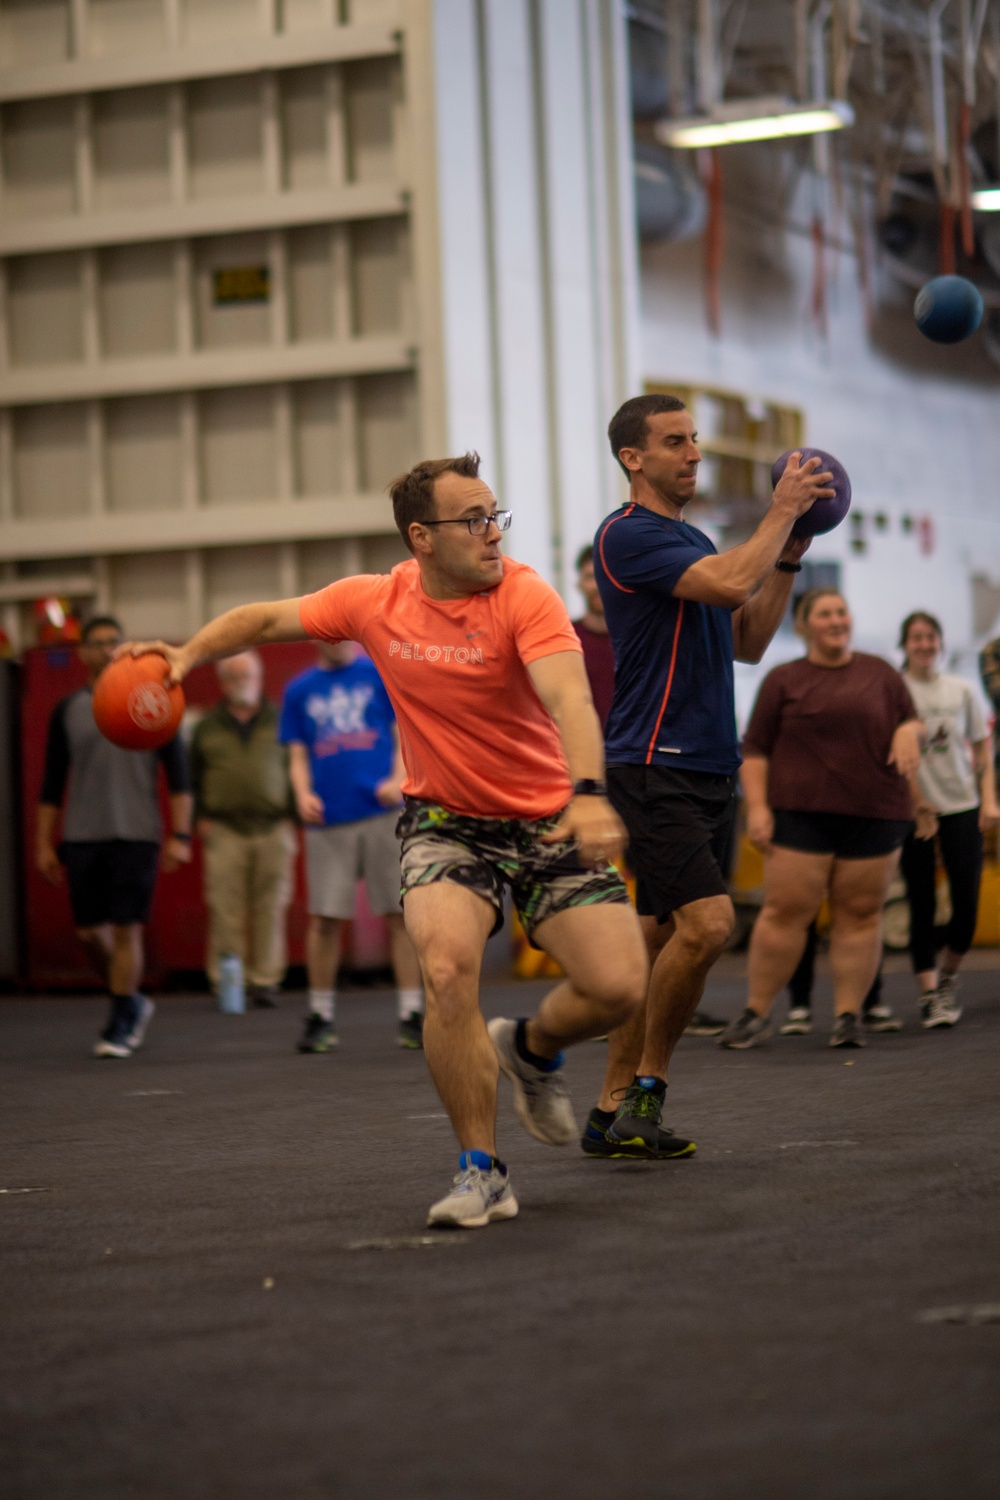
[427,1160,519,1229]
[935,973,963,1022]
[126,996,156,1050]
[93,1036,133,1059]
[922,987,961,1029]
[780,1007,813,1036]
[487,1017,576,1146]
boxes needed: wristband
[572,779,608,798]
[171,831,191,842]
[775,561,802,574]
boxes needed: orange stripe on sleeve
[597,504,636,594]
[645,602,684,764]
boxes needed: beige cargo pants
[201,820,297,990]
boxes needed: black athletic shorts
[606,765,738,923]
[61,840,160,927]
[772,810,912,860]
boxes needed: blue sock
[637,1075,667,1095]
[460,1150,506,1175]
[514,1018,564,1072]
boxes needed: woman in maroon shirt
[721,589,922,1050]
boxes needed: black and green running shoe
[397,1011,424,1050]
[604,1077,696,1159]
[297,1014,338,1053]
[582,1101,696,1160]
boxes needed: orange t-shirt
[298,557,582,819]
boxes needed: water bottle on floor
[218,953,245,1014]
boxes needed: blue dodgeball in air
[914,275,984,344]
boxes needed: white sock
[397,987,424,1021]
[309,989,335,1023]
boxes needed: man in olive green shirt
[191,651,296,1006]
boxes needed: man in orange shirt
[124,452,650,1230]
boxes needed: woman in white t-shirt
[900,611,999,1027]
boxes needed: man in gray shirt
[36,616,193,1058]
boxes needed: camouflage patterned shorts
[396,799,629,945]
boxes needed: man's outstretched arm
[121,598,310,684]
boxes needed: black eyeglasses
[423,510,512,537]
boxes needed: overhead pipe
[794,0,809,103]
[697,0,723,335]
[811,1,833,337]
[666,0,687,119]
[929,0,956,273]
[869,0,886,96]
[697,0,720,112]
[958,0,974,256]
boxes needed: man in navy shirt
[280,641,424,1052]
[583,392,833,1158]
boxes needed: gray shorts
[304,811,402,919]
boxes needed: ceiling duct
[877,174,940,287]
[629,7,670,119]
[634,140,708,240]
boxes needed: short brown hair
[576,544,594,571]
[796,587,845,625]
[607,393,687,476]
[899,610,943,649]
[81,614,123,643]
[388,452,482,553]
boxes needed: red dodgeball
[92,653,184,751]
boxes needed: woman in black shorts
[899,611,999,1027]
[720,589,922,1049]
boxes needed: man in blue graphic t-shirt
[582,393,833,1160]
[279,641,423,1053]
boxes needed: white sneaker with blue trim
[427,1158,519,1230]
[487,1017,576,1146]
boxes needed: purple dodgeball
[771,448,852,538]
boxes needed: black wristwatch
[775,560,802,574]
[572,779,608,797]
[171,831,191,842]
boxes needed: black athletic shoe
[397,1011,424,1049]
[684,1010,727,1037]
[719,1008,772,1049]
[297,1014,338,1053]
[828,1012,866,1048]
[94,995,140,1059]
[250,985,280,1009]
[581,1106,696,1159]
[606,1078,667,1153]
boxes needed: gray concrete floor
[2,968,999,1500]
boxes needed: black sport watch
[572,779,608,797]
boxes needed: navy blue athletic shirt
[594,502,740,774]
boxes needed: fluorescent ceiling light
[658,97,854,149]
[972,187,1000,211]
